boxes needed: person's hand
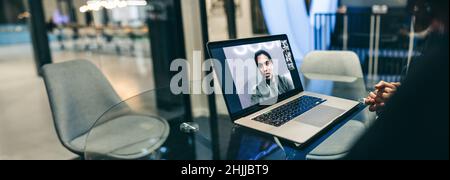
[365,81,401,112]
[364,90,383,112]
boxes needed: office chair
[301,51,373,160]
[301,51,364,82]
[42,60,123,157]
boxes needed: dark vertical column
[66,0,79,44]
[314,14,318,50]
[305,0,312,16]
[147,0,186,108]
[85,11,94,26]
[0,1,5,23]
[1,0,26,24]
[250,0,268,34]
[199,0,220,160]
[66,0,77,24]
[28,0,52,76]
[224,0,237,39]
[147,0,195,159]
[101,8,109,26]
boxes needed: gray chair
[42,60,122,156]
[301,51,363,82]
[301,51,375,160]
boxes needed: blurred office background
[0,0,421,160]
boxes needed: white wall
[43,0,58,22]
[235,0,253,38]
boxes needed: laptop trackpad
[295,105,346,128]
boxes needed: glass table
[84,77,374,160]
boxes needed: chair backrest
[301,51,375,126]
[301,51,363,81]
[42,60,121,153]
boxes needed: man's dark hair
[427,0,449,26]
[408,0,449,28]
[254,50,273,65]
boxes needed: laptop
[207,34,360,145]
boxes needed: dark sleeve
[400,57,419,82]
[346,39,449,160]
[279,75,295,92]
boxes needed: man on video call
[251,50,295,104]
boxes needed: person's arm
[279,75,295,92]
[251,87,261,105]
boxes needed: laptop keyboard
[252,96,327,127]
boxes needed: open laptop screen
[208,35,303,120]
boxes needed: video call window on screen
[224,40,296,109]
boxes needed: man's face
[257,54,274,80]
